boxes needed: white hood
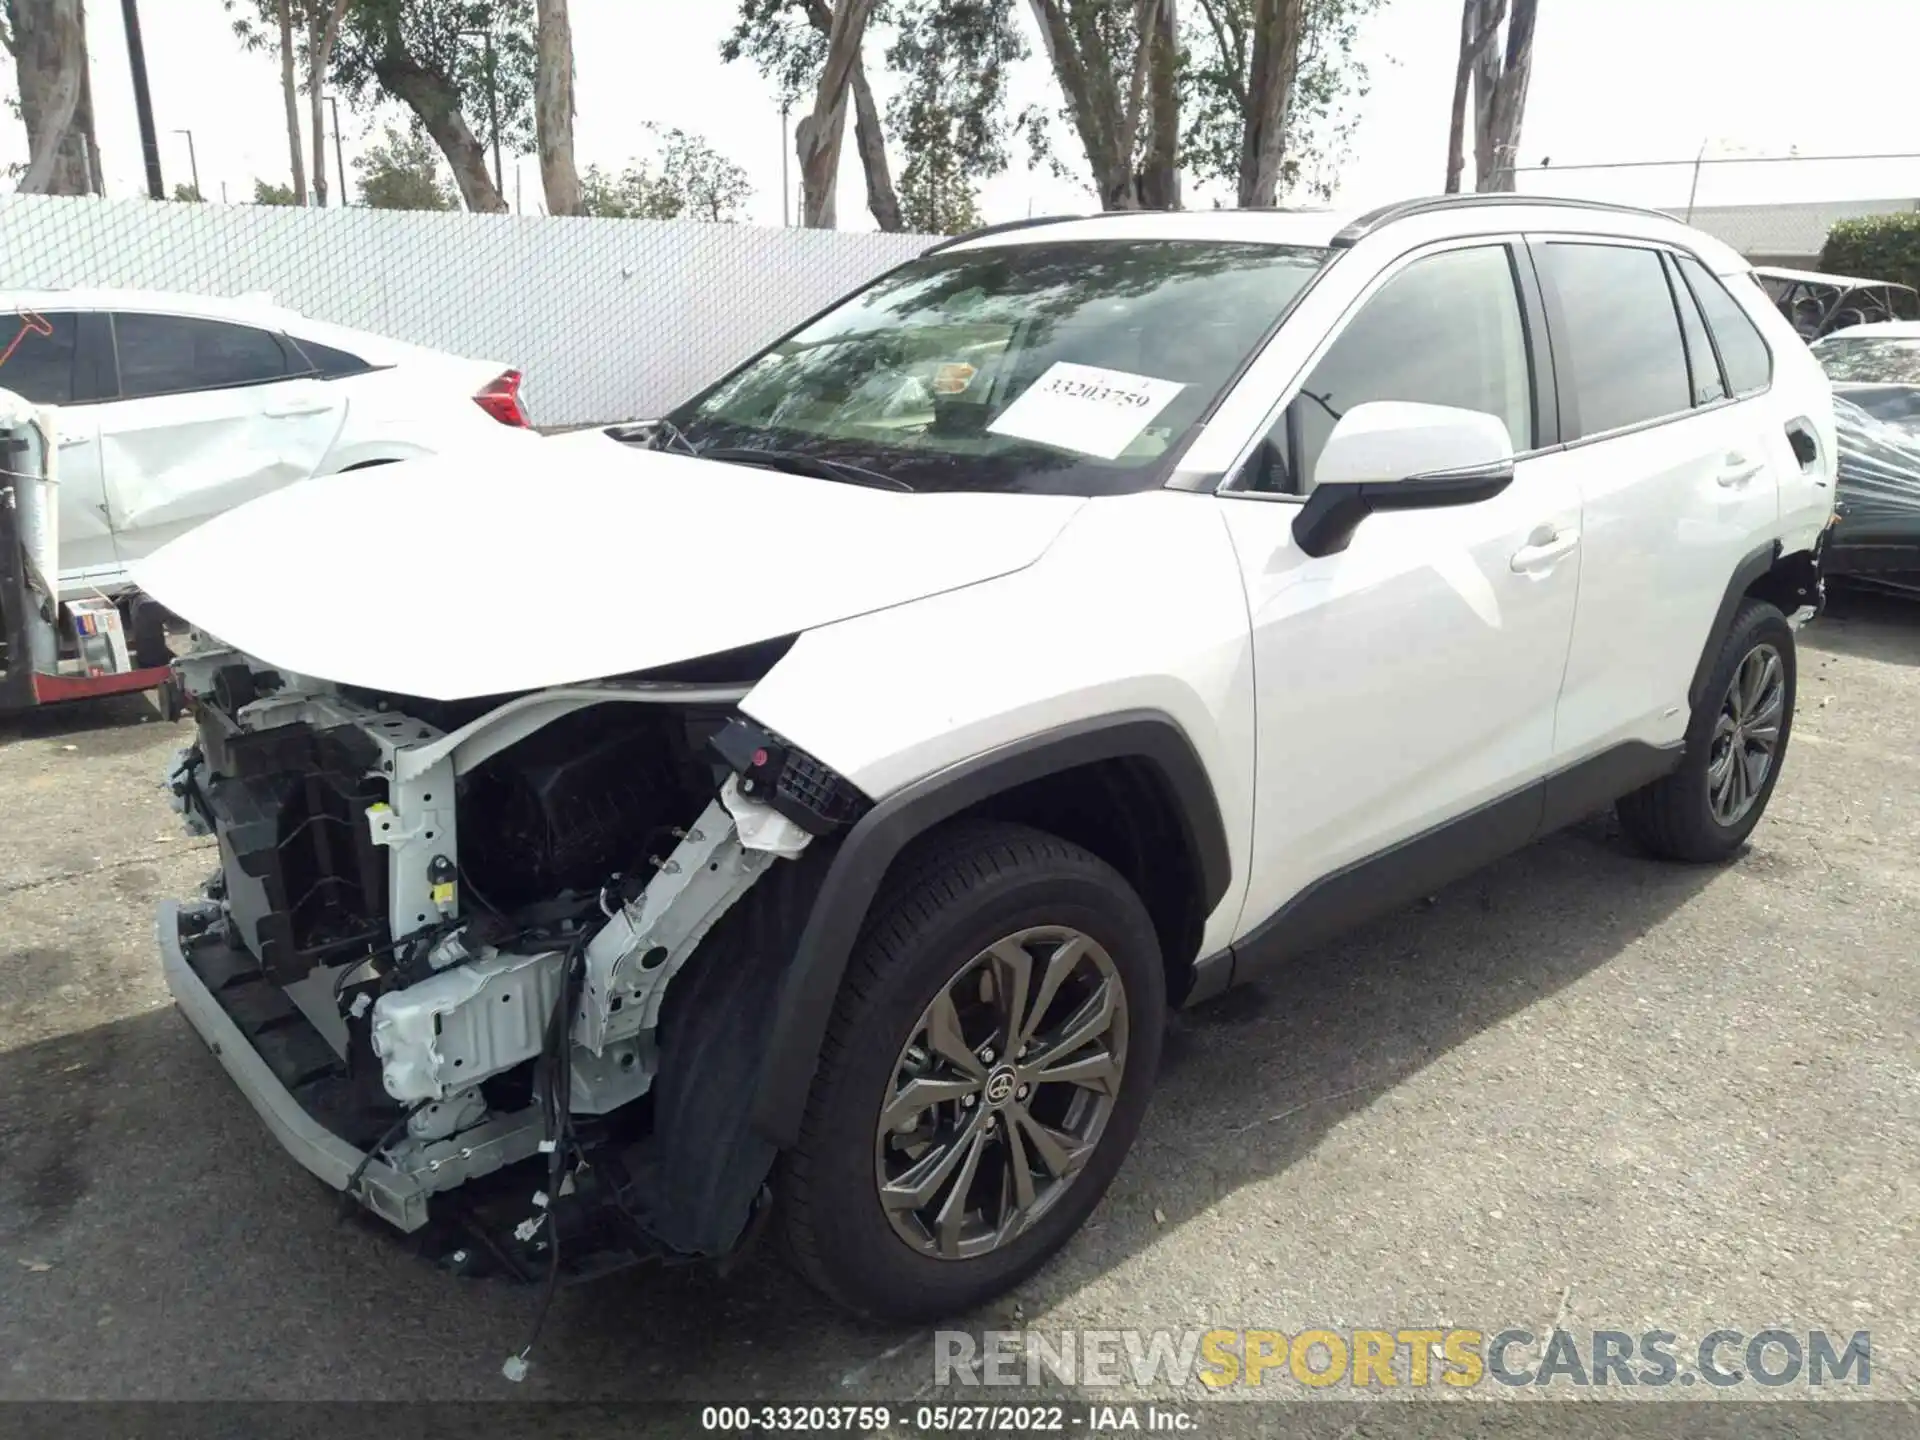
[133,435,1085,701]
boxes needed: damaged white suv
[146,197,1835,1324]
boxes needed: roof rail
[1331,193,1684,248]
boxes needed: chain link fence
[0,195,933,428]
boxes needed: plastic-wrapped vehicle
[1810,323,1920,595]
[143,196,1834,1332]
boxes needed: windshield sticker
[932,361,977,395]
[986,362,1187,460]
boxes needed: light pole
[780,98,791,227]
[119,0,164,198]
[172,128,199,198]
[326,95,348,203]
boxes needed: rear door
[1531,238,1782,763]
[97,311,348,562]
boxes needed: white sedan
[0,290,533,607]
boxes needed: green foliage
[886,0,1025,232]
[171,182,206,202]
[719,0,837,107]
[1180,0,1385,201]
[354,121,456,209]
[1821,212,1920,294]
[579,127,753,223]
[332,0,537,154]
[253,178,300,204]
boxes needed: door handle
[264,403,330,418]
[1510,528,1580,572]
[1717,454,1763,487]
[58,432,91,447]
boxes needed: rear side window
[1540,243,1692,438]
[288,336,373,378]
[1675,256,1773,397]
[113,313,296,398]
[1663,254,1729,408]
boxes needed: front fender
[749,711,1231,1148]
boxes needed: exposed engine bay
[161,638,867,1285]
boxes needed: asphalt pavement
[1,592,1914,1427]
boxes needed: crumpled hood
[134,433,1086,700]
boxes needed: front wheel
[779,822,1165,1321]
[1617,598,1796,862]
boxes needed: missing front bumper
[159,899,433,1231]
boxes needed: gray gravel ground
[0,591,1915,1432]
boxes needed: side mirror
[1293,400,1516,558]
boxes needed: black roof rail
[1331,193,1685,248]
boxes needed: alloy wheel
[1707,641,1785,826]
[874,925,1129,1261]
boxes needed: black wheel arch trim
[1690,541,1783,712]
[749,710,1232,1148]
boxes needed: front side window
[0,311,79,404]
[1243,244,1533,494]
[113,313,295,398]
[1541,243,1692,438]
[666,238,1331,495]
[1675,257,1773,397]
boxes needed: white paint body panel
[0,291,515,597]
[741,491,1258,958]
[135,440,1087,701]
[1214,460,1582,937]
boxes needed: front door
[1213,240,1582,957]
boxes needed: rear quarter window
[1675,256,1774,397]
[288,336,375,378]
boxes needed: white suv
[0,290,531,614]
[144,197,1834,1327]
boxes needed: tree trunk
[277,0,308,204]
[1237,0,1306,207]
[1026,0,1137,209]
[1138,0,1179,209]
[800,0,902,232]
[1443,0,1477,194]
[308,0,352,206]
[534,0,583,215]
[850,61,904,231]
[795,0,876,228]
[77,9,101,193]
[375,53,508,212]
[8,0,92,195]
[1479,0,1536,191]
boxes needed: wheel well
[1745,545,1821,616]
[942,758,1206,1002]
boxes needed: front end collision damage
[161,643,870,1272]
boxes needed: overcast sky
[3,0,1919,224]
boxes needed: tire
[779,821,1165,1321]
[129,598,171,670]
[1617,598,1796,862]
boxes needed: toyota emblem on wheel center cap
[984,1066,1017,1106]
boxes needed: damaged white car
[145,198,1834,1326]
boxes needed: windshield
[1814,335,1920,385]
[664,238,1331,495]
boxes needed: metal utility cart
[1,387,180,717]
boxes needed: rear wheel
[779,822,1164,1321]
[1617,599,1795,862]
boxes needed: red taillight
[474,369,529,427]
